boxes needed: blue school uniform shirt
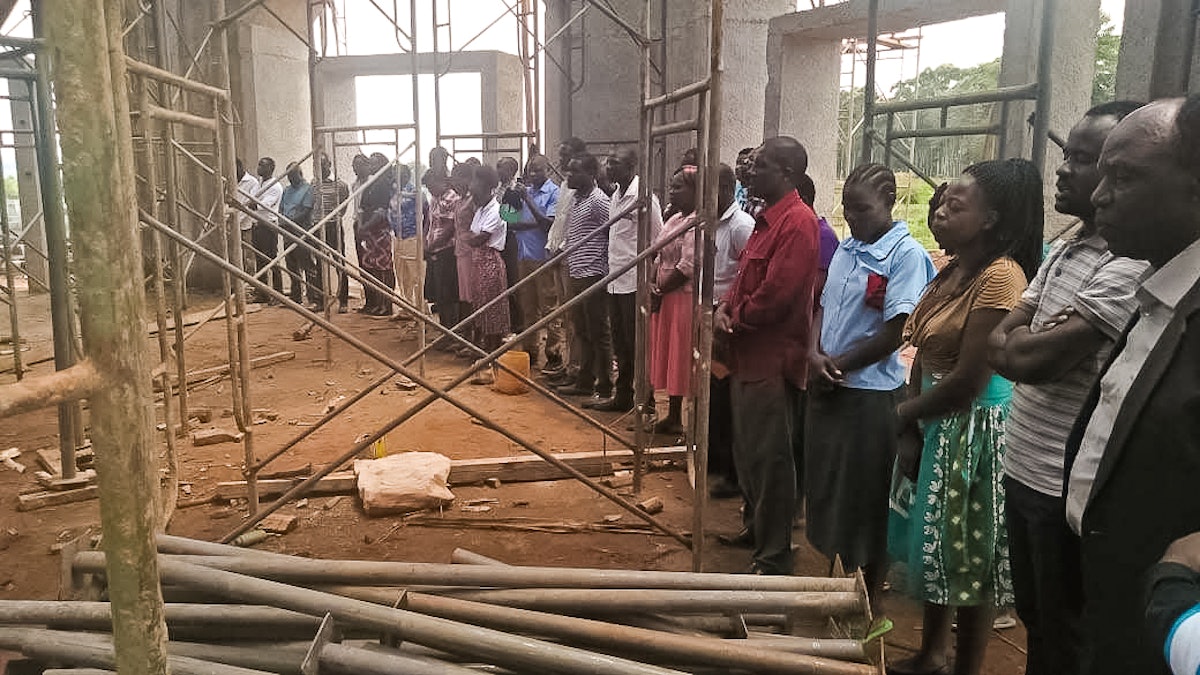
[818,221,936,390]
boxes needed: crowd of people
[233,93,1200,675]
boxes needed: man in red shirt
[716,136,821,575]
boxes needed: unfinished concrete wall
[1115,0,1198,100]
[998,0,1099,231]
[765,0,1005,210]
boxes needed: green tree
[1093,12,1120,105]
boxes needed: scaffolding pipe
[162,123,189,428]
[0,628,273,675]
[874,83,1039,114]
[0,159,22,380]
[634,0,653,494]
[145,104,217,131]
[45,0,170,672]
[32,0,82,478]
[150,558,690,675]
[1030,0,1057,178]
[643,78,710,109]
[143,212,694,547]
[859,0,879,165]
[75,551,856,593]
[123,56,230,100]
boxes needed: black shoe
[581,394,606,409]
[547,371,574,387]
[708,476,742,499]
[541,356,564,375]
[718,529,755,549]
[592,396,634,413]
[337,301,348,314]
[555,383,594,397]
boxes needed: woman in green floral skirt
[887,159,1044,675]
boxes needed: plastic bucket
[493,350,531,395]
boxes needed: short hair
[962,158,1045,281]
[844,163,897,209]
[796,174,816,208]
[259,157,276,174]
[1086,100,1145,121]
[760,136,808,182]
[449,162,475,188]
[497,157,519,172]
[718,163,736,201]
[612,147,638,168]
[561,137,587,155]
[738,147,755,157]
[573,153,600,177]
[473,164,499,191]
[1176,94,1200,180]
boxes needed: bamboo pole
[0,360,100,417]
[162,122,189,429]
[44,1,170,673]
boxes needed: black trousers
[708,374,736,483]
[250,223,283,293]
[284,223,322,303]
[569,275,612,396]
[324,221,348,304]
[1005,476,1083,675]
[608,292,636,403]
[503,234,521,329]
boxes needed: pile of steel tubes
[0,534,884,674]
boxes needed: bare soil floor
[0,290,1027,673]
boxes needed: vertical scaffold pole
[633,0,652,494]
[45,0,170,672]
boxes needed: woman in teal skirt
[887,159,1044,675]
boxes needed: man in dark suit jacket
[1065,95,1200,675]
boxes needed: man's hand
[897,423,923,481]
[1162,532,1200,572]
[1041,306,1077,330]
[809,352,844,387]
[714,303,733,334]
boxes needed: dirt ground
[0,289,1028,673]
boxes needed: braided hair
[844,163,897,209]
[962,158,1045,281]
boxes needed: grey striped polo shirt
[1004,232,1149,497]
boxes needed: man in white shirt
[235,158,260,275]
[252,156,285,301]
[595,149,662,412]
[1063,96,1200,675]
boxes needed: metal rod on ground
[0,628,273,675]
[46,1,169,672]
[32,3,81,477]
[143,213,694,547]
[150,557,691,675]
[417,588,863,616]
[328,588,875,675]
[0,600,320,630]
[75,550,856,592]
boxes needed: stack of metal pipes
[0,534,884,674]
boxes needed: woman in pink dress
[649,165,698,435]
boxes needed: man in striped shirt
[313,154,351,312]
[988,101,1148,675]
[556,153,612,402]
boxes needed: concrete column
[715,0,794,165]
[999,0,1099,231]
[1115,0,1197,100]
[8,78,48,291]
[765,33,841,212]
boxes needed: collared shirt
[607,176,663,295]
[470,198,506,251]
[715,202,754,300]
[1005,233,1147,496]
[236,173,260,231]
[819,221,935,390]
[515,180,559,262]
[1066,237,1200,533]
[546,184,576,252]
[565,186,610,279]
[726,190,821,386]
[254,176,284,225]
[817,216,839,271]
[313,178,350,226]
[280,179,314,226]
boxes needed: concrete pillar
[998,0,1099,231]
[1115,0,1197,100]
[8,78,48,291]
[720,1,795,165]
[765,34,841,212]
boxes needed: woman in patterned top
[888,159,1044,675]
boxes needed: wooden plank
[34,448,62,475]
[145,303,262,335]
[154,351,295,391]
[212,448,687,502]
[17,485,99,511]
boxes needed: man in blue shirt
[510,155,561,366]
[389,164,423,316]
[280,162,321,309]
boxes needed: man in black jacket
[1065,95,1200,675]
